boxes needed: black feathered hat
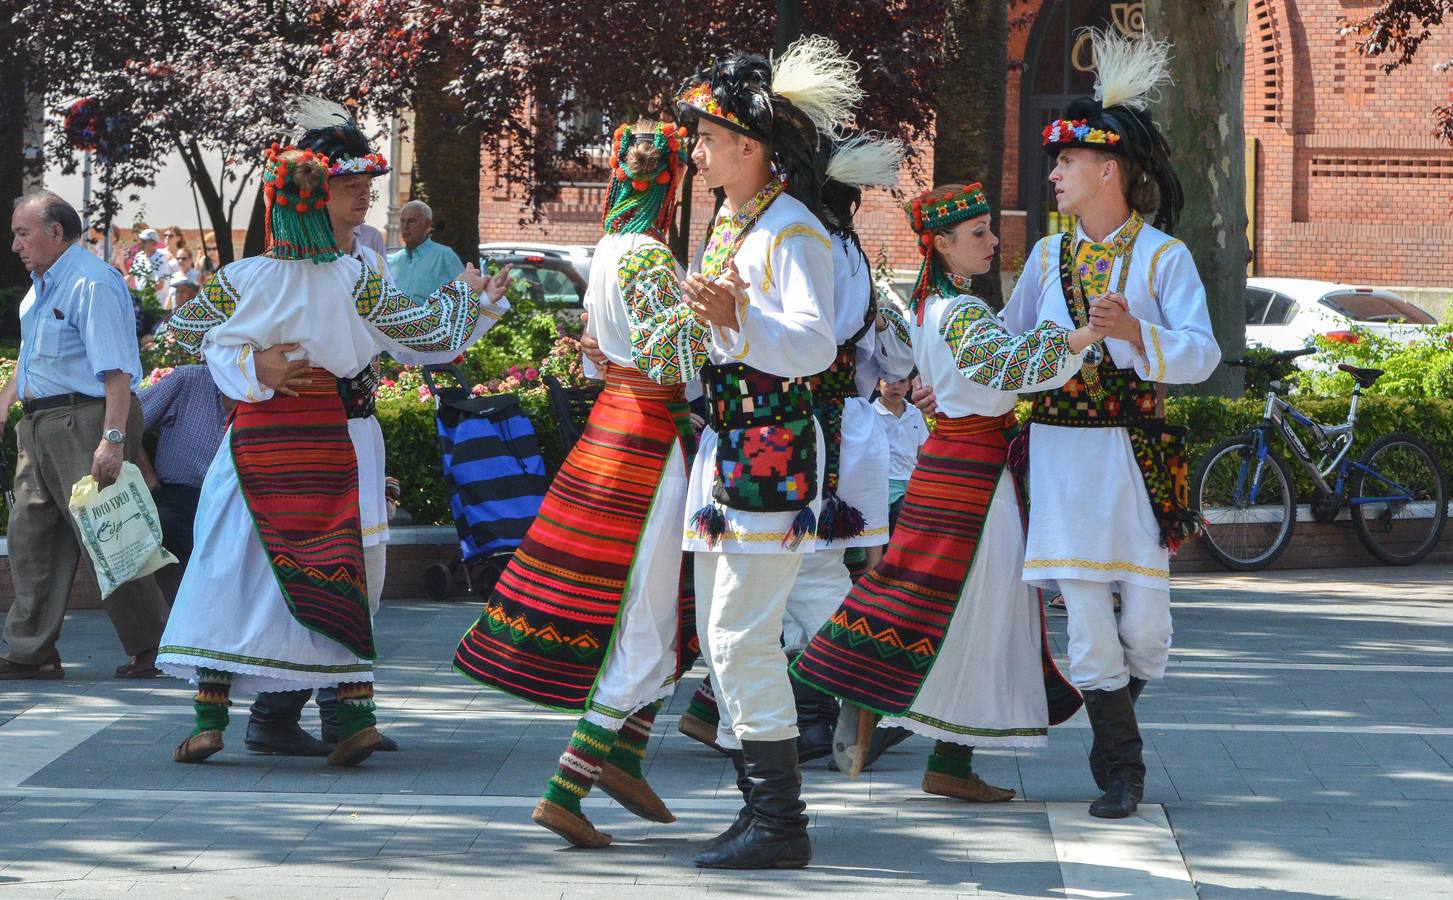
[289,97,390,178]
[1042,30,1183,232]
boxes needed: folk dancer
[792,183,1097,801]
[1001,30,1219,818]
[243,101,510,757]
[158,144,511,767]
[676,136,916,764]
[452,119,700,849]
[673,37,857,869]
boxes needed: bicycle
[1190,347,1448,570]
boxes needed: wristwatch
[102,428,125,445]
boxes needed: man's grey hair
[401,199,433,221]
[13,191,83,242]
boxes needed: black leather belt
[21,392,102,414]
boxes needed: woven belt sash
[603,362,688,402]
[230,367,374,659]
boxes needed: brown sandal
[116,648,163,679]
[0,652,65,680]
[597,762,676,823]
[174,730,224,763]
[532,799,612,849]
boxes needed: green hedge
[374,392,1453,527]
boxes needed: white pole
[80,149,93,234]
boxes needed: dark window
[1245,287,1273,324]
[1264,291,1296,325]
[1320,291,1436,325]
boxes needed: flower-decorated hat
[602,119,691,236]
[289,97,390,178]
[1041,29,1183,231]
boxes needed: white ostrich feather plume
[771,34,863,136]
[826,135,905,189]
[287,95,355,133]
[1090,29,1174,111]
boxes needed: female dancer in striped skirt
[453,120,704,848]
[791,183,1101,801]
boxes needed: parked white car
[1245,278,1438,357]
[478,242,594,283]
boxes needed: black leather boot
[694,739,811,869]
[1090,677,1149,790]
[318,688,399,752]
[789,664,837,763]
[247,690,331,756]
[703,748,753,850]
[1083,687,1145,819]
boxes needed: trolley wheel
[425,563,453,601]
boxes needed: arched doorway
[1019,0,1145,246]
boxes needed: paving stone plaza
[1,565,1450,898]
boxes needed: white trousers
[781,548,849,654]
[695,551,803,749]
[1060,579,1172,691]
[365,543,385,617]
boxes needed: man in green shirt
[387,200,466,302]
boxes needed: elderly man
[387,200,465,302]
[0,192,170,680]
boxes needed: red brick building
[477,1,1453,290]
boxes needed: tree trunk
[412,41,481,266]
[0,77,30,291]
[935,0,1008,307]
[242,186,267,259]
[177,138,235,266]
[1144,0,1249,397]
[776,0,804,54]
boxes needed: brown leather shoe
[327,726,383,767]
[922,770,1016,802]
[532,799,612,848]
[174,729,224,763]
[678,713,725,753]
[0,651,64,680]
[596,762,675,823]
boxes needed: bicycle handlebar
[1225,347,1317,369]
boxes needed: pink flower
[417,385,432,402]
[524,367,539,381]
[380,377,396,388]
[471,384,487,396]
[508,365,523,379]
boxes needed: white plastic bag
[68,462,177,598]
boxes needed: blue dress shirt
[17,242,143,399]
[387,237,465,303]
[139,365,227,488]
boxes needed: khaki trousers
[4,397,169,664]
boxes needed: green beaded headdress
[906,183,990,316]
[261,143,341,263]
[601,120,690,236]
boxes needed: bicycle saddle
[1336,363,1383,388]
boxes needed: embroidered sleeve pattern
[354,269,481,352]
[940,296,1071,391]
[879,305,912,350]
[168,271,238,357]
[619,245,707,384]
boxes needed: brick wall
[477,0,1453,289]
[1243,0,1453,287]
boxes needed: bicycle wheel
[1350,432,1448,565]
[1192,435,1297,571]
